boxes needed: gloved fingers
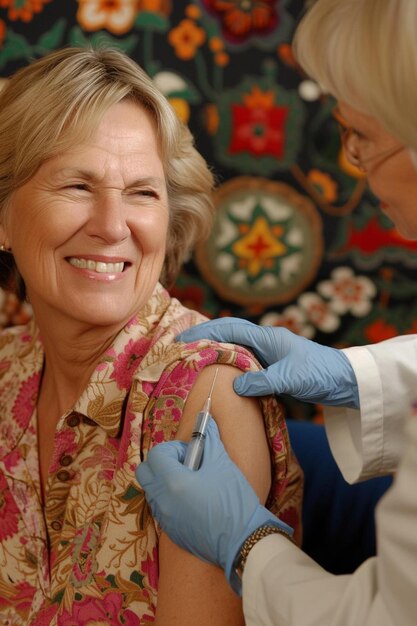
[176,317,257,344]
[233,367,279,396]
[135,460,154,488]
[138,440,188,481]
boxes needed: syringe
[183,367,219,471]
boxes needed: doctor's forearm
[323,337,417,483]
[242,535,391,626]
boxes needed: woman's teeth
[68,258,125,273]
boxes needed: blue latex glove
[177,318,359,409]
[136,418,293,595]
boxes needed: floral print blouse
[0,283,303,625]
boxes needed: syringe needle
[204,367,219,413]
[183,366,220,471]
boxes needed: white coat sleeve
[242,417,417,626]
[323,334,417,483]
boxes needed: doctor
[137,0,417,623]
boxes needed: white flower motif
[153,71,187,95]
[260,305,315,339]
[318,267,376,317]
[298,292,340,333]
[77,0,137,35]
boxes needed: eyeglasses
[332,107,404,173]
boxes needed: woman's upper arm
[179,363,272,498]
[155,364,271,626]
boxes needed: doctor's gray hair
[0,46,215,293]
[293,0,417,162]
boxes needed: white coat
[242,335,417,626]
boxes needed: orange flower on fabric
[0,0,50,22]
[215,51,229,66]
[243,85,275,109]
[308,169,338,203]
[77,0,137,35]
[168,18,206,60]
[209,36,224,52]
[185,3,200,19]
[204,104,220,135]
[137,0,171,15]
[277,43,296,67]
[168,98,190,124]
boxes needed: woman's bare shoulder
[177,363,271,501]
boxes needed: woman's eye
[63,182,90,192]
[133,189,158,198]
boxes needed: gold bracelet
[234,524,293,579]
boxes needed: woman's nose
[86,191,130,243]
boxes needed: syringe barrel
[183,410,211,471]
[183,433,205,470]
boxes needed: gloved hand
[136,418,292,595]
[177,318,359,409]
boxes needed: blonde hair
[293,0,417,154]
[0,46,215,291]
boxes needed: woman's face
[338,101,417,239]
[1,99,170,329]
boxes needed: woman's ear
[0,223,11,251]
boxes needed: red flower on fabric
[3,448,20,472]
[117,406,137,468]
[0,19,6,45]
[234,349,252,370]
[12,372,40,429]
[13,581,36,615]
[141,546,159,592]
[0,474,20,541]
[49,428,77,473]
[271,429,284,454]
[202,0,278,44]
[365,319,397,343]
[31,603,58,625]
[59,591,140,626]
[0,0,51,22]
[153,362,197,401]
[229,87,288,158]
[110,337,151,390]
[278,505,299,532]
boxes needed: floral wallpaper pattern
[0,0,417,422]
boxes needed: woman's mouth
[68,257,125,273]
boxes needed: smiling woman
[5,100,170,330]
[0,47,303,625]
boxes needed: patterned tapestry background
[1,0,417,420]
